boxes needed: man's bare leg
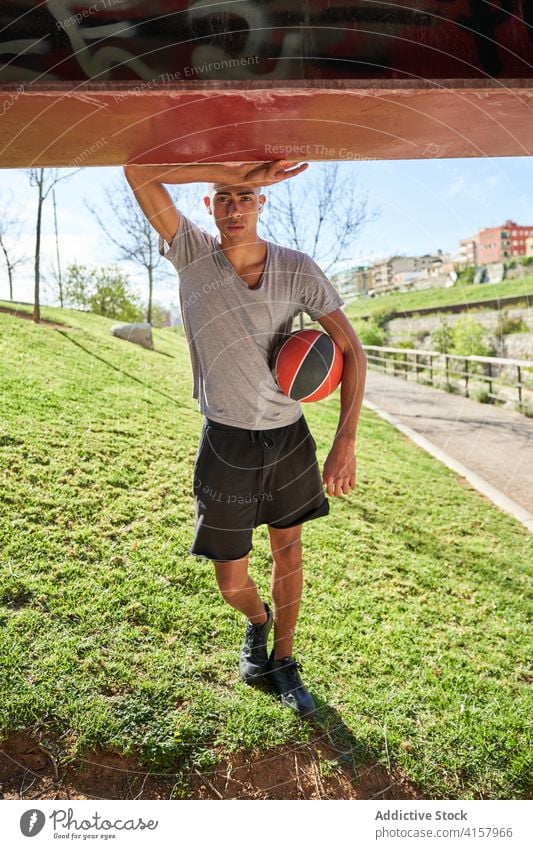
[214,555,268,624]
[268,525,303,659]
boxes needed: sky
[1,155,533,313]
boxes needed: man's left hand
[322,437,356,497]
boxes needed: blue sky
[1,156,533,311]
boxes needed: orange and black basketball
[273,329,344,402]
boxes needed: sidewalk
[363,370,533,527]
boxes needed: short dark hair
[206,183,262,196]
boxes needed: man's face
[203,182,265,242]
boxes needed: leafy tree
[431,318,454,354]
[452,316,495,357]
[88,273,143,322]
[63,263,93,310]
[63,263,143,321]
[150,303,172,328]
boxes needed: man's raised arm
[123,164,228,244]
[123,160,309,243]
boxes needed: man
[124,159,367,717]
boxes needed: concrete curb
[363,399,533,535]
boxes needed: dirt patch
[0,305,73,330]
[0,731,422,801]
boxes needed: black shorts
[189,413,329,561]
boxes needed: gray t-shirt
[159,215,345,429]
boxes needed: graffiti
[0,1,531,83]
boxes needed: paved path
[363,370,533,527]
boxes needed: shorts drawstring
[249,430,274,448]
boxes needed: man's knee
[271,535,303,569]
[214,558,250,601]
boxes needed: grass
[0,302,532,799]
[344,276,533,321]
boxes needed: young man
[124,160,367,717]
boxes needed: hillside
[0,302,531,799]
[344,276,533,320]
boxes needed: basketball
[272,329,344,402]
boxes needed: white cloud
[444,177,466,198]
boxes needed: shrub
[452,316,496,357]
[514,399,533,417]
[431,318,454,354]
[456,265,476,285]
[396,335,417,350]
[371,305,396,329]
[354,318,385,346]
[499,309,529,335]
[474,386,492,404]
[443,381,460,394]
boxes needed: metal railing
[363,345,533,408]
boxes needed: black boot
[266,650,316,717]
[239,602,273,684]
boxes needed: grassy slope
[344,276,533,320]
[0,304,531,799]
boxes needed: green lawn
[0,303,531,799]
[344,276,533,320]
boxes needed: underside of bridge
[1,1,532,168]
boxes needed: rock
[502,332,533,360]
[111,322,153,350]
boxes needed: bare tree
[85,177,200,325]
[51,186,63,308]
[260,162,378,326]
[0,191,27,301]
[27,168,80,322]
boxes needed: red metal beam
[2,3,532,166]
[1,79,532,168]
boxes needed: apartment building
[331,265,372,299]
[477,220,533,264]
[459,236,478,266]
[369,252,451,294]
